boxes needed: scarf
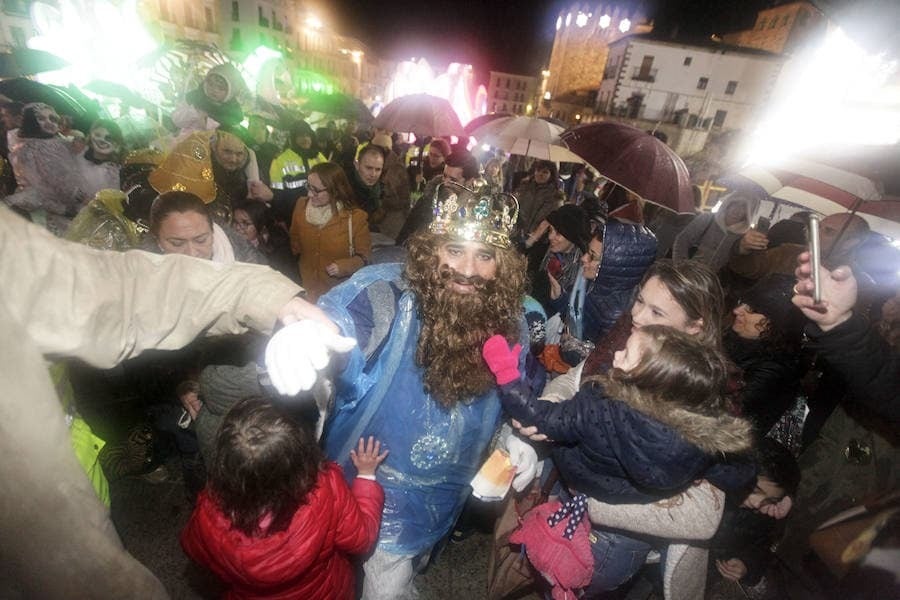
[306,200,343,228]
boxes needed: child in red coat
[181,397,387,599]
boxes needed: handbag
[486,468,558,600]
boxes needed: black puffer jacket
[582,220,657,343]
[724,330,802,437]
[499,379,755,503]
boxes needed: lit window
[599,14,611,29]
[619,18,631,33]
[556,16,562,30]
[565,13,572,27]
[576,12,588,27]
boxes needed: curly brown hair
[209,397,324,536]
[405,232,526,407]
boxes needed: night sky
[315,0,773,84]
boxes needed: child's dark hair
[755,438,801,497]
[210,397,324,536]
[596,324,729,414]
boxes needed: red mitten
[482,335,522,385]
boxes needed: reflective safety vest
[269,148,327,190]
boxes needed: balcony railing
[631,67,657,82]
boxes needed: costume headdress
[147,132,216,202]
[428,181,519,249]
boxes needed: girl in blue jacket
[483,325,754,594]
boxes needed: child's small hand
[350,436,389,478]
[482,335,522,385]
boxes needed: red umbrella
[373,93,466,137]
[561,122,694,214]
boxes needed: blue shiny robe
[318,263,527,555]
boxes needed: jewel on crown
[429,182,519,248]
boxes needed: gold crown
[428,182,519,249]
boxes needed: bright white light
[29,0,157,90]
[575,114,582,120]
[556,16,562,31]
[386,58,486,125]
[565,13,572,27]
[305,15,323,29]
[742,27,900,167]
[619,18,631,33]
[544,91,551,100]
[481,143,491,151]
[599,14,611,29]
[710,200,723,213]
[576,12,588,28]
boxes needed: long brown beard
[405,236,526,408]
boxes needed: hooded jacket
[183,64,246,129]
[499,378,754,503]
[673,193,760,272]
[579,221,657,342]
[181,463,384,600]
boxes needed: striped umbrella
[732,158,900,239]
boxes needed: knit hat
[148,132,217,203]
[740,273,804,337]
[371,132,393,150]
[546,204,591,253]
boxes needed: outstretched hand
[264,319,357,396]
[792,251,856,331]
[482,335,522,385]
[350,436,389,477]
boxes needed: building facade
[723,1,826,55]
[486,71,538,115]
[594,35,784,156]
[542,3,652,123]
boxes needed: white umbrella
[470,116,585,163]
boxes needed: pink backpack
[510,494,594,600]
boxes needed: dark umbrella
[0,48,67,78]
[0,78,101,133]
[372,93,465,137]
[561,122,694,214]
[302,92,372,122]
[463,112,513,135]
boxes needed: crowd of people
[1,63,898,600]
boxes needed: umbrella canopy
[373,93,465,137]
[463,111,513,134]
[302,92,372,122]
[0,48,67,78]
[470,115,585,163]
[561,122,694,214]
[730,158,900,239]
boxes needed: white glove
[506,434,541,492]
[264,320,357,396]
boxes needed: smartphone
[755,216,771,234]
[808,214,822,303]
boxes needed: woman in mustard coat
[290,162,371,301]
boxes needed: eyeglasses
[308,184,328,195]
[233,220,254,229]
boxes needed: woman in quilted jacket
[483,325,754,596]
[181,397,387,599]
